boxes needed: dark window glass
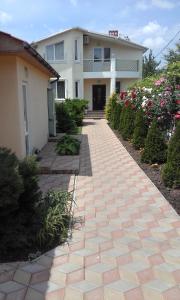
[57,81,65,98]
[94,48,102,61]
[116,81,121,94]
[75,81,79,98]
[104,48,110,61]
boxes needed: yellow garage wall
[0,56,23,157]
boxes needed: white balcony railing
[116,59,139,72]
[83,60,111,72]
[83,59,139,72]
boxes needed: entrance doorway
[92,85,106,110]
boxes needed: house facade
[0,31,59,158]
[33,27,147,110]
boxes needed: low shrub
[37,190,72,248]
[141,119,167,164]
[65,99,88,126]
[132,108,148,149]
[162,122,180,187]
[55,134,80,155]
[122,105,135,140]
[18,156,41,213]
[55,103,77,133]
[0,148,23,217]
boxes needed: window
[104,48,110,61]
[116,81,121,94]
[46,45,54,61]
[57,81,65,99]
[75,39,79,61]
[75,81,79,98]
[94,48,111,62]
[94,48,102,61]
[55,41,64,60]
[46,41,64,61]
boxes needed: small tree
[122,105,135,140]
[112,103,122,130]
[132,108,148,149]
[141,119,167,164]
[105,93,117,123]
[164,43,180,65]
[119,105,127,132]
[143,49,161,78]
[162,122,180,187]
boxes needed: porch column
[110,56,116,95]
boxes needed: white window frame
[74,39,80,62]
[46,41,64,61]
[55,80,66,100]
[93,47,111,62]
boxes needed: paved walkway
[0,119,180,299]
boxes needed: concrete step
[84,111,105,119]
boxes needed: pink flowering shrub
[120,76,179,132]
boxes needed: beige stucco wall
[0,55,50,158]
[16,57,49,155]
[0,56,23,157]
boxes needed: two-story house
[33,27,147,111]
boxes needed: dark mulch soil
[113,129,180,215]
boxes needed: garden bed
[113,128,180,215]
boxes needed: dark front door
[93,85,106,110]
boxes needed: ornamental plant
[132,108,148,149]
[122,105,135,140]
[111,102,122,130]
[55,134,80,155]
[141,118,167,164]
[119,105,127,132]
[162,121,180,187]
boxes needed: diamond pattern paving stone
[0,281,27,300]
[65,280,103,300]
[142,279,180,300]
[0,119,180,299]
[104,279,143,300]
[25,281,64,300]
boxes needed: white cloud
[143,36,165,49]
[142,21,161,34]
[152,0,175,9]
[70,0,77,6]
[0,10,12,25]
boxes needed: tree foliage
[143,49,161,78]
[164,43,180,65]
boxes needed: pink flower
[176,85,180,90]
[175,114,180,119]
[160,100,166,107]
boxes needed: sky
[0,0,180,62]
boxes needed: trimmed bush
[111,103,122,130]
[122,105,135,140]
[65,99,88,126]
[0,147,23,216]
[55,134,80,155]
[162,122,180,187]
[105,93,118,123]
[132,108,148,149]
[141,119,167,164]
[119,105,127,133]
[55,103,77,133]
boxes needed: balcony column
[110,56,116,95]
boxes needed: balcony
[83,58,140,78]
